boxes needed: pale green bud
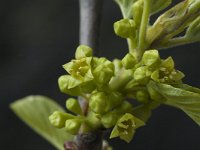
[114,19,136,38]
[58,75,81,96]
[65,119,82,135]
[75,45,93,59]
[66,98,82,115]
[141,50,160,68]
[134,66,152,84]
[121,53,137,69]
[106,92,123,111]
[49,111,74,128]
[101,111,119,128]
[91,57,114,85]
[136,90,149,103]
[132,0,143,27]
[101,101,133,128]
[89,92,107,114]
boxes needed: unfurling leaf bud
[122,53,137,69]
[75,45,93,59]
[66,98,82,115]
[141,50,160,67]
[49,111,74,128]
[65,119,82,135]
[114,19,136,38]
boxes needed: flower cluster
[49,45,185,142]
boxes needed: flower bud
[58,75,82,96]
[106,92,123,111]
[136,90,149,103]
[66,98,82,115]
[49,111,75,128]
[89,92,107,114]
[91,57,114,85]
[114,19,136,38]
[121,53,137,69]
[133,66,152,84]
[141,50,160,68]
[75,45,93,59]
[65,119,82,135]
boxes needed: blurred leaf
[150,0,172,15]
[113,0,137,18]
[10,95,73,150]
[148,81,200,126]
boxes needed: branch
[79,0,104,56]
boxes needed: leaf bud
[49,111,75,128]
[114,19,136,38]
[65,119,82,135]
[121,53,137,69]
[66,98,82,115]
[75,45,93,59]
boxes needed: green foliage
[10,96,73,150]
[148,81,200,125]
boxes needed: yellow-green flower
[110,113,145,143]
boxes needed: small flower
[110,113,145,143]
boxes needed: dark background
[1,0,200,149]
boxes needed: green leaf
[150,0,172,15]
[10,95,73,150]
[113,0,137,18]
[148,81,200,126]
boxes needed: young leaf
[10,95,73,150]
[150,0,172,15]
[148,81,200,126]
[113,0,137,18]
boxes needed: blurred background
[1,0,200,149]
